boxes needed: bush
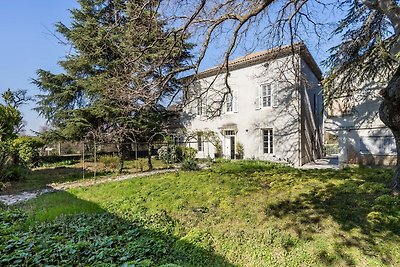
[181,158,199,171]
[236,142,244,159]
[99,155,119,172]
[158,144,182,164]
[13,136,45,167]
[181,146,196,160]
[2,166,31,182]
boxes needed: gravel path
[0,168,178,206]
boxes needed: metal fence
[39,140,207,179]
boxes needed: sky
[0,0,79,134]
[0,1,340,135]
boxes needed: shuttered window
[225,91,238,113]
[257,84,277,109]
[262,84,272,107]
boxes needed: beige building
[182,43,324,167]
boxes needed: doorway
[223,130,236,159]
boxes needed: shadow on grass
[1,167,109,195]
[1,191,235,267]
[264,167,399,265]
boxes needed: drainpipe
[297,51,302,167]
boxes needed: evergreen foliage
[34,0,192,142]
[323,0,399,102]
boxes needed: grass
[0,158,169,194]
[1,161,400,266]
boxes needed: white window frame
[225,93,233,113]
[224,130,235,136]
[257,83,277,109]
[196,95,207,117]
[262,128,274,154]
[224,91,238,113]
[261,84,272,108]
[197,98,203,116]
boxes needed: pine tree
[34,0,192,172]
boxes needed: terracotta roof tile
[194,43,322,80]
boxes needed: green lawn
[1,161,400,266]
[0,158,169,194]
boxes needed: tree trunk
[116,143,124,175]
[147,144,153,171]
[379,65,400,195]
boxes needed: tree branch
[363,0,400,54]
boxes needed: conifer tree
[34,0,192,172]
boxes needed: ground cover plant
[1,161,400,266]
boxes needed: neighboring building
[182,43,324,167]
[325,83,397,166]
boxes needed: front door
[223,130,236,159]
[230,136,235,159]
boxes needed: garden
[1,160,400,266]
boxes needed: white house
[182,43,324,167]
[325,82,397,166]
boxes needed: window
[197,134,203,151]
[263,129,273,154]
[360,136,397,155]
[261,84,272,107]
[224,130,235,136]
[197,98,203,116]
[224,91,238,113]
[225,93,233,112]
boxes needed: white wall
[325,82,396,165]
[183,55,303,165]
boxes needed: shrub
[181,146,196,160]
[236,142,244,159]
[2,165,31,182]
[13,136,45,167]
[214,141,222,158]
[99,155,119,172]
[158,144,181,164]
[181,158,199,171]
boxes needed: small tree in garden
[0,90,26,183]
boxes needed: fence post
[94,140,97,178]
[82,141,85,180]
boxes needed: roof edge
[188,43,323,81]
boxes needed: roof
[194,42,323,81]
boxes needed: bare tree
[159,0,399,193]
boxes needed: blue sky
[0,1,339,135]
[0,0,79,134]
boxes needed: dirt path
[0,168,178,206]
